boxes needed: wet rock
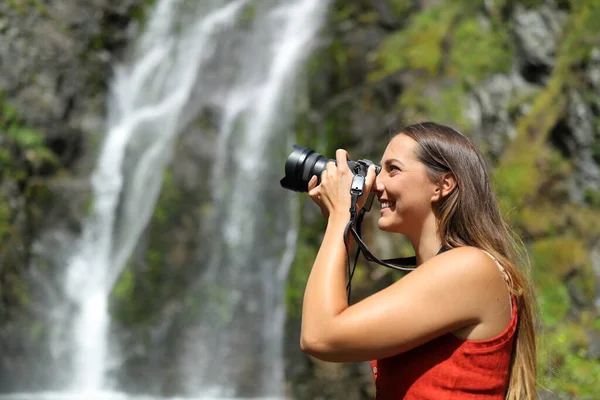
[548,91,600,203]
[513,4,566,84]
[466,73,538,159]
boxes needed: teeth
[380,201,390,209]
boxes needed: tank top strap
[481,250,513,316]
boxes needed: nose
[373,173,385,195]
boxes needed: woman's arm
[300,246,509,362]
[300,211,351,353]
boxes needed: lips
[379,199,394,212]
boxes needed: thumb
[365,165,377,193]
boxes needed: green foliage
[333,2,358,24]
[129,0,159,26]
[583,189,600,208]
[538,320,600,398]
[0,96,59,241]
[448,18,514,83]
[530,237,587,325]
[1,101,59,174]
[112,268,135,301]
[5,0,48,15]
[370,2,514,128]
[398,81,472,130]
[151,170,183,225]
[370,5,459,80]
[389,0,415,19]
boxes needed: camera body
[280,144,381,192]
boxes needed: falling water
[175,1,328,396]
[0,0,328,399]
[61,0,256,392]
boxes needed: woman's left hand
[307,149,377,219]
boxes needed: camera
[280,144,381,192]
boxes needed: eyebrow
[382,158,405,168]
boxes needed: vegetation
[0,97,60,314]
[289,0,600,397]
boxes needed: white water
[38,0,328,398]
[174,0,328,396]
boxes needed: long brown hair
[401,122,538,400]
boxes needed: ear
[432,172,457,202]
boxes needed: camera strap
[347,178,418,272]
[344,179,449,301]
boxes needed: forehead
[380,134,418,163]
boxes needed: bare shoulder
[418,246,512,339]
[414,246,504,286]
[403,246,510,319]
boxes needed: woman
[300,122,537,399]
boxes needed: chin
[378,210,410,233]
[377,217,400,233]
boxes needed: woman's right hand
[307,175,329,218]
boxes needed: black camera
[280,144,381,192]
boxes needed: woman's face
[374,134,438,233]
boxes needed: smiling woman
[301,122,538,400]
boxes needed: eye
[389,165,401,172]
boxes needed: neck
[407,214,442,266]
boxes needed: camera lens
[280,145,381,193]
[280,145,333,192]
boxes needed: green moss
[531,237,587,276]
[538,321,600,397]
[448,17,514,83]
[130,0,159,26]
[389,0,415,19]
[329,39,351,88]
[112,268,135,301]
[333,2,358,24]
[370,5,459,80]
[583,189,600,208]
[530,237,588,326]
[399,80,472,130]
[517,206,566,238]
[152,170,183,225]
[0,94,60,254]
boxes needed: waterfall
[23,0,329,399]
[174,1,328,396]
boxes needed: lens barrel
[279,145,331,192]
[280,145,381,192]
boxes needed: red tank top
[371,296,517,399]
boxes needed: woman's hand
[307,149,377,219]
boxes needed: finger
[335,149,350,172]
[364,164,377,193]
[321,164,333,183]
[325,160,336,174]
[307,175,318,191]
